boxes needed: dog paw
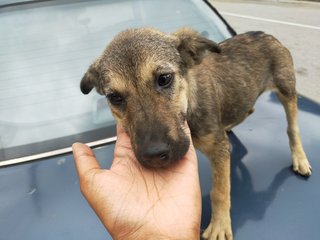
[292,154,312,177]
[202,217,233,240]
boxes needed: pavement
[210,0,320,103]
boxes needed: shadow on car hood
[0,92,319,240]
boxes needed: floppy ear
[174,28,221,67]
[80,63,102,95]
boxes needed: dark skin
[72,123,201,240]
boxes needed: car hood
[0,92,319,239]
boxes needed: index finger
[115,124,133,149]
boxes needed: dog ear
[174,28,221,67]
[80,63,103,95]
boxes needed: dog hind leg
[272,56,312,176]
[276,91,312,176]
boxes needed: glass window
[0,0,231,161]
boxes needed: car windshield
[0,0,232,163]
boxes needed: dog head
[80,28,220,168]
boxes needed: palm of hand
[73,125,201,239]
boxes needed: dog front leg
[196,134,232,240]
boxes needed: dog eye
[106,93,124,105]
[157,73,173,88]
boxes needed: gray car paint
[1,93,320,240]
[0,1,319,239]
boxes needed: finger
[183,120,192,136]
[182,121,198,164]
[184,121,195,148]
[72,142,101,178]
[115,124,133,150]
[116,123,130,142]
[116,123,126,135]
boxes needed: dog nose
[142,143,170,165]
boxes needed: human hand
[72,123,201,240]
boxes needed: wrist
[111,226,200,240]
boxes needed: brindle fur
[80,28,312,240]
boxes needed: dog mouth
[135,140,190,169]
[127,113,189,169]
[132,123,190,169]
[135,138,190,169]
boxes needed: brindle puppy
[80,28,312,240]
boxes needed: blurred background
[211,0,320,103]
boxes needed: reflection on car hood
[0,92,319,240]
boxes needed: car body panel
[0,1,319,240]
[1,93,319,240]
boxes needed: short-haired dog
[80,28,312,240]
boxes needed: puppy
[80,28,312,240]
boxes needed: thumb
[72,142,101,178]
[115,124,132,149]
[183,121,195,149]
[182,121,198,166]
